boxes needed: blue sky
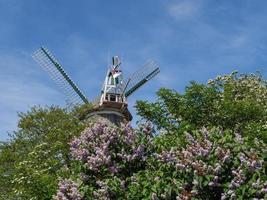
[0,0,267,141]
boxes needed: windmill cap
[112,56,121,67]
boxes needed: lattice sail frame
[124,60,160,97]
[32,47,89,105]
[33,47,160,107]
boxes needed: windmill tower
[88,56,131,125]
[33,47,160,126]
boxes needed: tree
[135,71,267,143]
[131,72,267,199]
[0,105,91,199]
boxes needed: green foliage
[136,72,267,143]
[0,106,86,200]
[127,128,266,199]
[54,126,266,199]
[130,72,267,199]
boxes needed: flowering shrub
[12,142,59,199]
[141,128,267,199]
[54,121,266,199]
[54,179,82,200]
[54,121,154,199]
[208,71,267,109]
[70,122,152,175]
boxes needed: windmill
[32,47,160,125]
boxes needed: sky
[0,0,267,141]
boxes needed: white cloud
[167,0,202,20]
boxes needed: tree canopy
[0,105,88,199]
[136,71,267,143]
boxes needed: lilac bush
[53,121,154,199]
[70,122,152,175]
[152,128,267,199]
[53,179,82,200]
[53,121,266,199]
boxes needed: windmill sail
[32,47,89,105]
[124,60,160,97]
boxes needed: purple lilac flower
[70,122,152,174]
[54,179,82,200]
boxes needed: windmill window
[110,94,116,102]
[105,94,109,101]
[115,77,119,84]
